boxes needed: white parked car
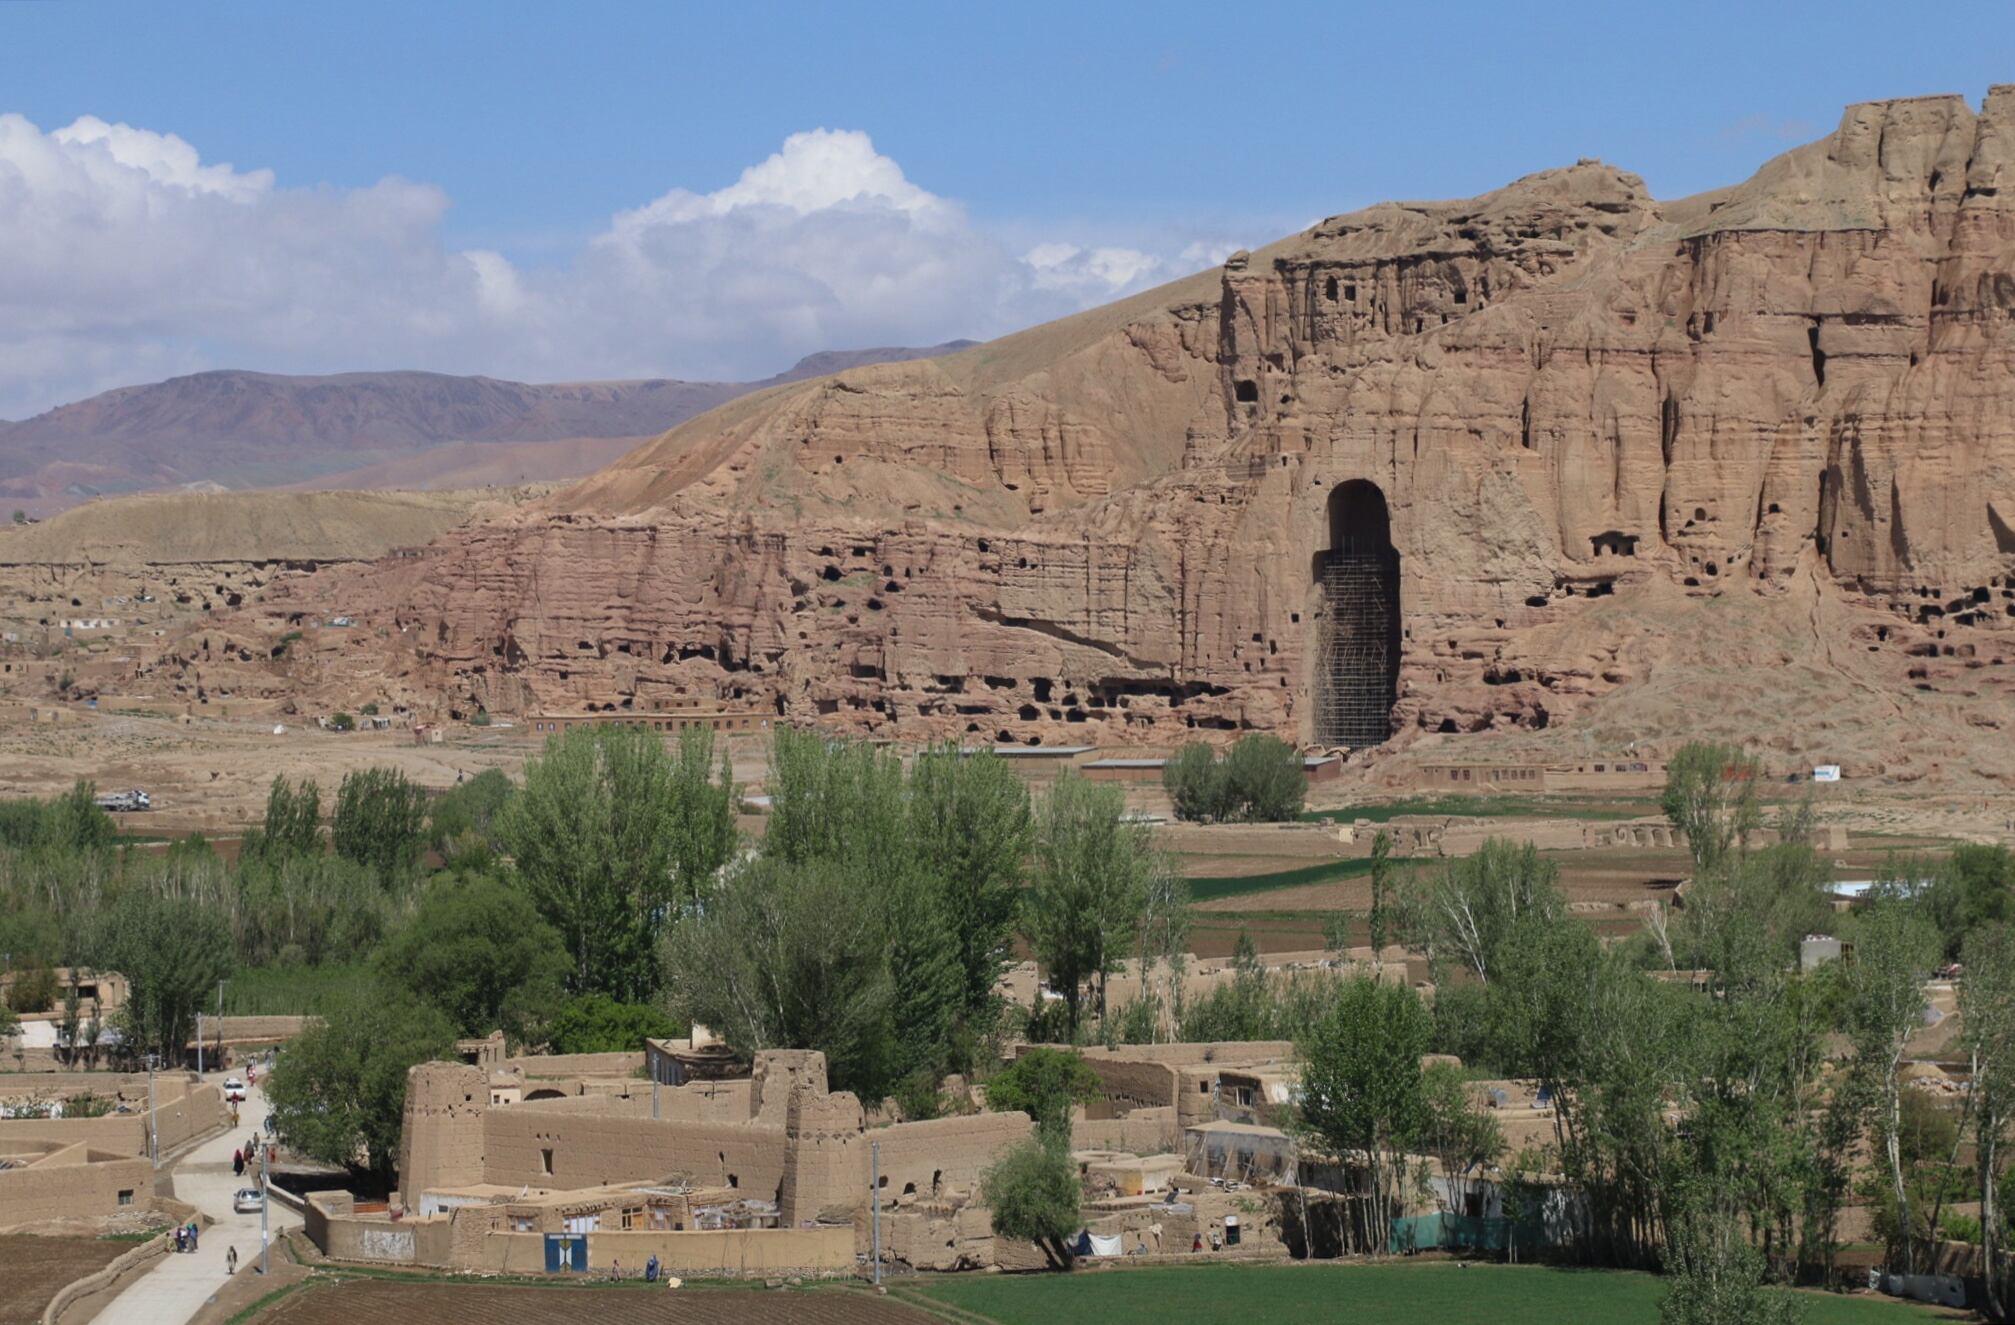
[233,1188,264,1214]
[223,1077,246,1102]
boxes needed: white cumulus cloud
[0,117,1254,418]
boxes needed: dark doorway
[1314,481,1400,747]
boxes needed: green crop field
[1185,857,1375,903]
[902,1263,1954,1324]
[1299,796,1648,825]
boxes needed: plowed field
[0,1235,129,1325]
[258,1277,933,1324]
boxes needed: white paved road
[95,1074,303,1325]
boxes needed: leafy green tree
[265,989,455,1183]
[331,767,426,882]
[4,961,57,1013]
[664,855,892,1095]
[1660,1194,1806,1325]
[374,873,568,1042]
[1368,830,1395,954]
[1297,976,1433,1252]
[426,769,514,856]
[763,724,906,874]
[907,746,1033,1042]
[1672,843,1834,986]
[1661,741,1762,875]
[885,866,963,1091]
[543,992,681,1053]
[1162,736,1304,823]
[93,889,232,1059]
[329,712,355,732]
[1923,844,2015,960]
[503,724,736,1000]
[986,1047,1101,1141]
[1964,923,2015,1319]
[232,851,395,967]
[1423,838,1562,984]
[1222,733,1305,821]
[981,1137,1082,1269]
[1022,772,1167,1037]
[1419,1061,1504,1215]
[58,982,79,1064]
[0,781,116,853]
[1163,743,1228,822]
[248,776,321,862]
[1844,900,1941,1274]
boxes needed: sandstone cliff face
[259,91,2015,770]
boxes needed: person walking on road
[226,1246,238,1276]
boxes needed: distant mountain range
[0,341,976,513]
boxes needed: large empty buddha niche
[1314,480,1401,748]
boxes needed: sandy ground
[0,712,779,836]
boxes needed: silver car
[233,1188,264,1214]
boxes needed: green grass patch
[222,962,376,1016]
[1186,858,1375,903]
[906,1262,1941,1325]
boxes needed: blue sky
[0,0,2009,414]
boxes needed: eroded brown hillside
[216,91,2015,782]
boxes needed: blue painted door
[544,1234,587,1272]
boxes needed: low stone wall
[476,1226,857,1275]
[1074,1108,1180,1155]
[207,1016,307,1047]
[0,1083,223,1160]
[0,1071,158,1101]
[506,1052,644,1080]
[308,1192,855,1276]
[40,1230,169,1325]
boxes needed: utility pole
[196,1012,203,1076]
[145,1053,159,1169]
[260,1136,270,1275]
[870,1139,881,1286]
[216,979,226,1072]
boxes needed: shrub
[1163,743,1228,822]
[543,993,681,1054]
[328,712,355,732]
[985,1046,1100,1141]
[4,962,59,1013]
[1162,735,1305,823]
[981,1138,1081,1268]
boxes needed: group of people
[172,1220,200,1253]
[606,1255,676,1287]
[232,1138,262,1178]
